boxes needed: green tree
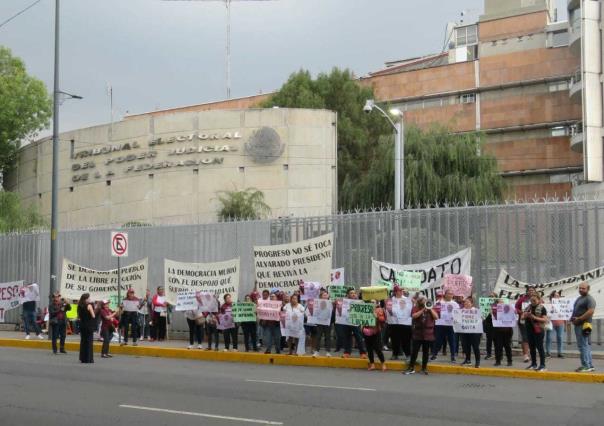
[0,191,47,233]
[263,68,506,209]
[0,46,52,180]
[216,188,271,221]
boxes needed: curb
[1,338,603,384]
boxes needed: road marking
[119,404,283,425]
[245,379,376,392]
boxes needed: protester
[571,283,596,372]
[388,285,412,361]
[492,299,513,367]
[403,295,437,375]
[185,304,205,349]
[121,289,140,346]
[258,289,270,348]
[284,294,305,355]
[21,283,43,340]
[220,293,238,351]
[205,311,220,351]
[138,289,152,341]
[545,290,565,358]
[311,290,332,357]
[483,292,497,360]
[431,289,459,363]
[342,288,367,359]
[77,293,96,364]
[515,286,537,363]
[241,294,258,352]
[460,298,482,368]
[151,286,168,341]
[362,300,387,371]
[100,300,117,358]
[261,293,282,354]
[48,293,71,354]
[524,294,548,371]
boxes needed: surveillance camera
[363,99,374,114]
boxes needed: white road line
[245,379,376,392]
[119,404,283,425]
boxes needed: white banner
[331,268,345,286]
[175,291,198,312]
[60,258,148,302]
[19,283,40,304]
[544,298,576,321]
[164,258,240,305]
[306,298,333,326]
[0,281,23,322]
[493,268,604,319]
[371,248,472,299]
[453,308,483,333]
[254,233,333,292]
[385,297,412,325]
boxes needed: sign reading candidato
[371,248,471,299]
[164,258,240,304]
[60,258,148,301]
[253,233,333,292]
[0,281,22,323]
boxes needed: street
[0,347,602,426]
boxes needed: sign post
[111,231,128,343]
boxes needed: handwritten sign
[328,285,349,301]
[479,297,509,318]
[360,286,388,301]
[232,302,257,322]
[348,303,376,326]
[257,300,281,321]
[0,281,22,322]
[453,308,483,333]
[335,298,363,325]
[443,274,473,297]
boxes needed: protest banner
[306,298,333,326]
[328,285,349,301]
[165,258,240,305]
[0,281,22,322]
[493,268,604,319]
[257,299,281,321]
[385,297,412,325]
[175,291,198,311]
[371,248,471,298]
[479,297,509,318]
[443,274,473,297]
[122,299,139,312]
[435,301,458,326]
[335,298,363,326]
[217,312,235,330]
[398,271,423,289]
[232,302,257,322]
[331,268,345,286]
[453,308,483,333]
[60,258,147,302]
[360,286,388,301]
[492,303,517,327]
[544,298,576,321]
[285,308,305,337]
[300,282,321,301]
[348,303,376,326]
[253,233,333,292]
[197,292,219,313]
[19,283,40,304]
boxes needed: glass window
[459,93,476,104]
[552,30,569,47]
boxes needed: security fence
[1,200,603,344]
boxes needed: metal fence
[1,200,603,344]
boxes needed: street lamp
[364,99,405,210]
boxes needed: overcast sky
[1,0,568,135]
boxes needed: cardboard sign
[122,299,139,312]
[0,281,22,322]
[443,274,473,297]
[360,286,388,301]
[335,298,363,326]
[385,297,412,325]
[257,299,282,321]
[328,285,349,301]
[300,282,321,301]
[175,291,198,312]
[453,308,483,333]
[544,298,576,321]
[232,302,257,322]
[348,303,376,326]
[493,303,517,328]
[306,298,333,326]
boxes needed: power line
[0,0,42,30]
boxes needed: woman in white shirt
[151,286,168,341]
[284,295,305,355]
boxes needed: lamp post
[363,99,404,209]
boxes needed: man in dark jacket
[49,293,71,354]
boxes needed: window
[551,126,570,137]
[551,30,569,47]
[455,25,478,48]
[549,81,569,92]
[459,93,476,104]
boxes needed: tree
[216,188,271,221]
[0,191,47,233]
[263,68,506,209]
[0,46,52,181]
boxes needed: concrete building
[361,0,586,199]
[4,108,337,228]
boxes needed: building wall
[4,108,337,229]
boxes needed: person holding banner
[492,299,513,367]
[515,287,537,363]
[185,305,205,349]
[261,293,282,354]
[77,293,96,364]
[20,283,43,340]
[219,294,239,351]
[362,300,387,371]
[388,285,412,361]
[310,290,333,357]
[284,294,305,355]
[431,289,459,363]
[523,294,548,371]
[342,288,367,359]
[151,287,169,341]
[48,293,71,354]
[137,289,152,341]
[403,295,438,375]
[100,300,117,358]
[545,290,566,359]
[459,298,482,368]
[205,312,220,351]
[241,295,259,352]
[121,289,140,346]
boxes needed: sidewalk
[1,331,602,384]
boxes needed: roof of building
[366,52,449,77]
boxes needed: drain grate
[460,383,496,389]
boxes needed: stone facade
[4,108,337,228]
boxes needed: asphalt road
[0,347,602,426]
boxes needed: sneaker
[187,345,193,349]
[536,366,546,372]
[526,364,537,370]
[484,355,492,360]
[429,355,437,361]
[450,359,457,364]
[403,369,415,375]
[59,350,67,354]
[545,353,551,359]
[523,357,530,363]
[325,352,331,357]
[312,351,319,358]
[575,366,588,372]
[133,342,138,347]
[475,364,480,369]
[557,354,565,358]
[493,361,501,367]
[25,335,31,340]
[37,334,44,340]
[197,345,203,349]
[507,361,513,367]
[461,360,472,366]
[383,346,389,351]
[586,367,596,372]
[420,369,429,375]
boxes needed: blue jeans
[574,324,593,368]
[122,311,138,343]
[432,325,457,360]
[545,324,565,356]
[23,310,40,336]
[264,324,281,354]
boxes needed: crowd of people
[24,282,597,374]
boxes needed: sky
[1,0,568,136]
